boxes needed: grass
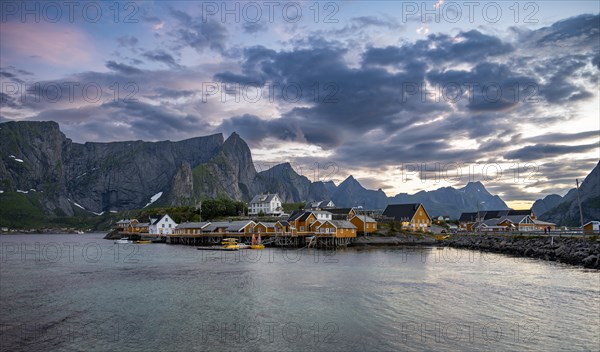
[0,192,48,228]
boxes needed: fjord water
[1,234,598,352]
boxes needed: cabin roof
[257,222,277,228]
[250,193,279,204]
[176,221,211,229]
[349,214,376,223]
[326,208,354,215]
[318,220,356,229]
[203,221,255,232]
[383,203,427,221]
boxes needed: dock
[166,233,352,248]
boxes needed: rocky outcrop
[532,194,564,216]
[332,175,389,209]
[444,235,600,269]
[350,234,437,246]
[167,162,194,206]
[1,121,223,215]
[255,162,311,202]
[191,132,257,201]
[540,162,600,226]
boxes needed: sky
[1,0,599,208]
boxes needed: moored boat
[114,237,133,244]
[250,234,265,249]
[220,238,240,250]
[197,246,239,251]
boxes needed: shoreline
[351,234,600,269]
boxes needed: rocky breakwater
[351,234,438,247]
[444,235,600,269]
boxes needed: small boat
[197,246,239,251]
[238,243,251,249]
[219,238,240,249]
[250,234,265,249]
[221,238,239,246]
[136,240,152,244]
[114,237,132,244]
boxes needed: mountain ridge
[4,121,593,224]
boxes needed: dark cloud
[168,8,228,54]
[322,15,403,37]
[242,21,267,34]
[529,14,600,48]
[142,50,180,68]
[426,62,537,112]
[29,100,212,142]
[0,67,27,83]
[146,88,196,100]
[214,44,448,148]
[1,92,21,109]
[117,35,138,48]
[525,131,599,144]
[363,30,513,67]
[504,143,599,161]
[106,61,143,75]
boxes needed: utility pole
[363,205,367,237]
[196,200,202,222]
[576,179,585,237]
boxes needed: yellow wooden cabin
[275,220,291,234]
[174,222,211,235]
[583,221,600,235]
[315,220,357,238]
[290,211,319,234]
[255,222,277,234]
[382,203,431,232]
[349,215,378,234]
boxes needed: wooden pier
[166,233,353,248]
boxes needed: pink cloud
[0,22,96,67]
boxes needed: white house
[312,210,332,222]
[305,200,336,210]
[249,194,283,216]
[149,214,178,235]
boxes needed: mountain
[1,121,515,225]
[0,121,343,219]
[331,176,389,209]
[0,121,223,216]
[539,162,600,226]
[388,181,509,219]
[532,194,564,216]
[190,132,258,201]
[255,162,311,202]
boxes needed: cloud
[525,131,599,144]
[242,21,268,34]
[504,143,599,161]
[117,35,139,48]
[168,8,229,54]
[0,22,96,67]
[142,50,180,68]
[106,61,143,75]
